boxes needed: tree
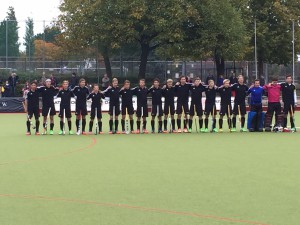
[35,25,61,43]
[34,39,62,61]
[23,18,35,58]
[0,6,20,58]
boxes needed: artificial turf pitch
[0,113,300,225]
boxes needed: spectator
[2,81,10,97]
[205,73,215,85]
[217,75,224,87]
[40,74,47,86]
[70,72,79,89]
[50,74,58,87]
[102,74,110,89]
[260,75,265,86]
[229,71,238,85]
[8,73,19,97]
[22,82,30,97]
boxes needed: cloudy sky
[0,0,61,51]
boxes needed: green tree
[35,25,61,43]
[23,18,35,58]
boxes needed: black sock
[89,121,93,132]
[171,119,175,130]
[164,119,167,130]
[241,117,245,128]
[121,119,125,131]
[109,119,113,131]
[68,121,72,130]
[151,120,155,131]
[137,121,141,130]
[177,119,181,129]
[43,123,46,129]
[60,121,64,130]
[27,121,30,132]
[99,121,102,132]
[189,119,192,129]
[213,119,216,129]
[143,120,147,130]
[130,120,134,131]
[228,119,232,129]
[158,121,162,130]
[82,119,86,132]
[50,123,54,130]
[36,120,40,132]
[115,120,119,130]
[290,117,295,128]
[183,119,187,129]
[76,119,80,131]
[283,118,287,128]
[205,118,208,128]
[232,117,236,128]
[219,119,223,129]
[199,119,203,129]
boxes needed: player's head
[167,79,173,88]
[112,78,118,87]
[139,79,145,88]
[180,76,186,85]
[45,79,51,88]
[62,80,69,90]
[124,80,130,89]
[194,77,201,86]
[223,79,230,88]
[254,79,260,87]
[271,76,278,85]
[93,84,99,93]
[208,79,215,88]
[238,75,244,84]
[285,75,292,84]
[30,81,37,91]
[79,78,86,87]
[153,78,160,88]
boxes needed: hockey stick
[141,106,144,134]
[211,105,215,132]
[63,109,66,135]
[112,106,115,134]
[228,104,232,130]
[194,104,198,133]
[95,107,98,135]
[168,106,172,133]
[290,104,296,132]
[125,108,130,134]
[23,101,35,129]
[43,107,51,135]
[238,105,242,130]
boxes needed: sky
[0,0,61,51]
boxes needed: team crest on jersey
[112,90,114,92]
[62,92,64,94]
[45,89,47,91]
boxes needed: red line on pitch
[0,193,271,225]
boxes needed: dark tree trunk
[214,52,225,76]
[138,43,150,79]
[102,47,112,78]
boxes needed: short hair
[238,75,244,79]
[254,79,260,83]
[112,78,118,83]
[139,79,145,82]
[209,80,214,84]
[167,79,173,83]
[223,79,230,84]
[286,74,292,79]
[124,80,130,84]
[31,81,37,85]
[63,80,69,84]
[271,76,278,81]
[180,76,186,80]
[79,78,86,83]
[93,84,99,88]
[194,77,201,81]
[153,78,160,83]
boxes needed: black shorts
[28,107,40,120]
[233,103,246,116]
[190,103,203,116]
[176,101,189,115]
[250,104,262,113]
[90,107,102,119]
[219,104,232,116]
[267,102,281,116]
[42,105,56,117]
[121,104,134,115]
[164,103,175,115]
[109,103,120,116]
[59,106,72,118]
[151,104,163,117]
[204,104,216,116]
[283,102,295,115]
[75,104,87,116]
[136,105,148,117]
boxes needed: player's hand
[176,82,180,85]
[108,86,112,89]
[162,85,166,89]
[250,84,254,89]
[219,85,224,88]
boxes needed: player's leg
[198,105,204,132]
[66,108,73,134]
[204,104,211,132]
[58,108,64,134]
[109,105,114,133]
[158,105,163,133]
[290,104,296,130]
[176,102,183,132]
[219,105,225,131]
[115,105,120,134]
[183,102,189,132]
[121,106,126,133]
[26,110,33,135]
[136,106,142,133]
[128,105,134,133]
[163,104,169,132]
[240,104,247,132]
[231,104,238,132]
[170,104,176,132]
[89,107,95,133]
[212,105,217,132]
[81,105,88,134]
[189,103,194,132]
[98,107,103,134]
[151,105,157,133]
[34,108,40,135]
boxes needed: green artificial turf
[0,113,300,225]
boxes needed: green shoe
[291,127,297,132]
[200,128,205,133]
[231,128,237,132]
[69,131,74,135]
[204,128,209,133]
[213,128,218,133]
[58,130,63,135]
[188,128,192,133]
[49,130,54,135]
[242,128,248,132]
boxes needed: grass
[0,113,299,225]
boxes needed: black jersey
[175,83,191,103]
[26,90,39,108]
[119,88,133,106]
[132,87,148,106]
[57,89,75,107]
[205,87,217,104]
[232,83,249,103]
[104,87,120,105]
[218,87,232,105]
[281,83,296,104]
[72,86,90,105]
[148,87,163,105]
[87,92,105,108]
[38,86,57,107]
[162,87,176,104]
[190,85,205,104]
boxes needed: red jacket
[263,84,281,103]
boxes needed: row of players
[24,74,297,135]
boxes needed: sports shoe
[82,132,87,135]
[151,129,155,134]
[99,132,104,134]
[143,129,149,134]
[136,129,140,134]
[291,127,297,132]
[249,128,255,132]
[231,128,237,132]
[69,131,74,135]
[177,128,182,133]
[172,130,177,133]
[122,130,126,134]
[76,130,81,135]
[204,128,209,133]
[200,128,205,133]
[188,128,192,133]
[219,129,223,133]
[109,131,113,134]
[26,132,31,136]
[158,130,163,133]
[35,132,40,136]
[49,130,54,135]
[183,128,188,133]
[163,130,168,133]
[241,128,248,132]
[212,128,218,133]
[59,130,63,135]
[131,130,135,134]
